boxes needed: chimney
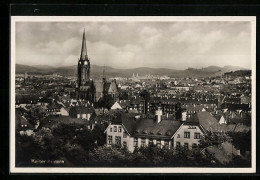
[182,110,187,121]
[237,149,240,156]
[155,106,162,123]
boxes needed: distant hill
[15,64,249,78]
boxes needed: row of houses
[104,107,250,153]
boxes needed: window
[114,126,117,132]
[177,134,180,138]
[184,132,190,139]
[156,140,161,148]
[164,140,169,149]
[184,143,189,149]
[123,141,127,148]
[192,143,197,149]
[194,132,201,139]
[110,128,112,132]
[141,138,146,147]
[134,138,138,147]
[123,132,127,138]
[108,136,112,145]
[148,139,153,146]
[118,126,122,132]
[115,136,121,145]
[176,142,180,147]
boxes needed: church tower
[78,29,90,86]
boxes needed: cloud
[15,21,252,69]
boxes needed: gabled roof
[131,96,144,105]
[15,111,34,130]
[134,119,181,139]
[121,114,137,135]
[220,103,250,112]
[94,81,104,93]
[205,142,240,164]
[186,111,221,133]
[47,103,61,109]
[118,100,131,109]
[184,105,205,112]
[104,82,111,92]
[74,105,95,114]
[108,112,181,138]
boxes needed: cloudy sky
[15,21,252,69]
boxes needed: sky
[15,21,252,69]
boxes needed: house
[183,104,206,118]
[16,111,34,136]
[69,105,95,120]
[172,111,223,149]
[46,103,61,116]
[110,100,131,111]
[203,142,241,165]
[60,107,69,116]
[104,107,181,152]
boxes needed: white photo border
[10,16,256,174]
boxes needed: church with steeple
[75,29,119,105]
[75,29,95,102]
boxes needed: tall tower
[78,29,90,86]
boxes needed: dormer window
[114,126,117,132]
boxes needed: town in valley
[15,28,252,168]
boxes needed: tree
[228,130,251,155]
[16,133,41,167]
[119,90,129,100]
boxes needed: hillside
[15,64,249,78]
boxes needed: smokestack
[155,106,162,123]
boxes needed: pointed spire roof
[80,28,88,60]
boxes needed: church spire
[80,28,88,60]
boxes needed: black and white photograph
[10,16,256,173]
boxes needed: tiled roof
[15,111,34,130]
[220,103,250,111]
[94,81,104,93]
[121,114,138,135]
[134,119,181,139]
[206,142,240,164]
[112,113,181,139]
[74,106,95,114]
[104,82,111,92]
[186,111,222,133]
[118,100,131,109]
[184,105,205,112]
